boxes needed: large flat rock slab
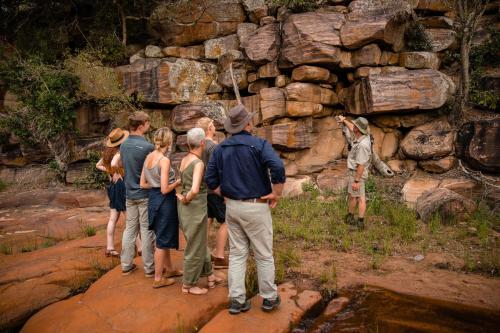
[199,282,322,333]
[21,252,228,333]
[0,230,120,331]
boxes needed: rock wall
[1,0,499,192]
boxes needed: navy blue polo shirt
[205,131,286,200]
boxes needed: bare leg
[348,194,357,215]
[358,196,366,219]
[154,248,166,281]
[215,223,228,259]
[106,209,119,250]
[163,249,173,272]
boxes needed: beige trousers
[226,199,278,303]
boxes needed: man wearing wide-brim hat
[205,104,286,315]
[337,115,372,230]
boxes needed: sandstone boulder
[171,102,226,132]
[204,34,239,59]
[380,50,400,65]
[345,69,455,115]
[282,176,313,198]
[416,0,451,12]
[116,58,217,104]
[237,23,258,43]
[256,119,312,150]
[284,83,338,105]
[260,87,286,122]
[144,45,163,58]
[241,23,280,64]
[371,113,441,129]
[400,118,454,160]
[217,68,248,89]
[316,161,349,193]
[387,159,417,174]
[419,156,456,173]
[280,12,345,67]
[248,80,269,94]
[291,65,331,83]
[439,178,481,198]
[286,101,324,117]
[380,130,400,160]
[351,44,381,67]
[416,188,476,224]
[258,61,280,78]
[426,29,457,52]
[402,178,441,207]
[399,52,440,70]
[150,0,246,46]
[456,119,500,173]
[162,45,205,59]
[294,118,345,174]
[340,7,409,51]
[199,283,322,333]
[275,75,291,88]
[242,0,268,24]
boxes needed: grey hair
[187,127,206,149]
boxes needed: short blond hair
[195,117,213,134]
[128,111,150,131]
[153,127,173,151]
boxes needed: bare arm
[261,182,284,209]
[140,166,151,189]
[111,153,122,168]
[160,158,181,195]
[338,115,355,132]
[96,158,107,172]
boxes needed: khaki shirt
[347,134,372,180]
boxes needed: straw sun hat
[106,128,129,147]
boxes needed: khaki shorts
[347,171,365,199]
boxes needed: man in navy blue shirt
[205,104,286,314]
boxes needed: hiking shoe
[145,270,155,278]
[228,299,251,315]
[357,218,365,230]
[152,277,175,289]
[345,213,356,226]
[261,295,281,312]
[213,257,229,269]
[122,264,137,276]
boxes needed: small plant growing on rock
[0,243,13,255]
[79,219,97,237]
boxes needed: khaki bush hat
[352,117,370,135]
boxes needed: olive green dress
[178,158,212,286]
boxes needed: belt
[233,198,268,203]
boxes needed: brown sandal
[164,269,184,278]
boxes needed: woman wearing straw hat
[96,128,130,257]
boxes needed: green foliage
[85,33,128,66]
[0,243,13,255]
[73,150,109,190]
[0,56,79,144]
[269,0,319,12]
[469,29,500,112]
[302,181,321,199]
[404,21,433,51]
[79,219,97,237]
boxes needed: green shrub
[79,219,97,237]
[73,150,109,190]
